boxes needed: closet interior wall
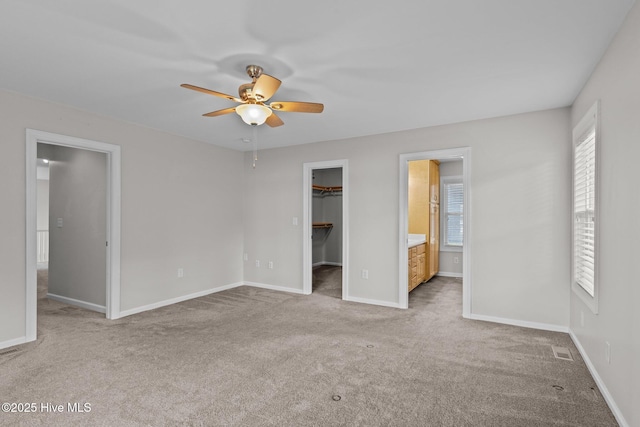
[312,168,343,267]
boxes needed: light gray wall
[36,180,49,231]
[439,160,462,177]
[438,160,463,277]
[0,89,244,345]
[243,107,571,326]
[47,145,107,307]
[312,168,342,265]
[570,2,640,425]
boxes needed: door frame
[302,160,349,298]
[399,147,471,316]
[25,129,122,341]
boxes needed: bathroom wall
[439,160,463,277]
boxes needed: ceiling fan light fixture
[236,104,272,126]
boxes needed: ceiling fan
[181,65,324,127]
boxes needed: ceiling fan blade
[265,112,284,127]
[202,107,237,117]
[252,74,281,102]
[269,101,324,113]
[181,84,242,103]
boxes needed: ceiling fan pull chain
[252,126,258,169]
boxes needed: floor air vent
[552,346,573,361]
[0,348,19,356]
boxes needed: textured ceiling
[0,1,635,151]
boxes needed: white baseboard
[47,293,106,314]
[436,271,463,278]
[468,313,569,333]
[312,262,342,268]
[569,330,629,427]
[243,281,306,295]
[344,295,402,309]
[117,282,244,319]
[0,336,28,351]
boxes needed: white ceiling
[0,1,635,151]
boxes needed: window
[572,101,599,313]
[441,177,463,249]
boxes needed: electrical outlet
[605,341,611,364]
[177,268,184,278]
[243,253,248,261]
[268,261,274,269]
[453,257,459,264]
[292,217,298,226]
[255,260,260,268]
[362,269,369,279]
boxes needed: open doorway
[26,129,122,342]
[302,160,349,299]
[311,167,343,298]
[399,148,471,316]
[37,143,108,313]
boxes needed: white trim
[468,313,569,333]
[25,138,37,341]
[569,330,629,427]
[118,282,244,318]
[303,160,349,299]
[344,295,402,309]
[312,261,343,268]
[399,147,471,316]
[26,129,122,342]
[0,337,28,351]
[46,293,106,313]
[243,281,306,295]
[439,247,463,253]
[436,272,463,278]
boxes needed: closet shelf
[312,184,342,195]
[312,222,333,229]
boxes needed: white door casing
[25,129,122,342]
[399,148,471,315]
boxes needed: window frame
[440,175,464,252]
[572,101,600,314]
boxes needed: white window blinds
[444,182,464,246]
[573,122,597,300]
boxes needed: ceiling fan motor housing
[238,82,255,102]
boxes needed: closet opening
[302,160,349,299]
[311,168,343,299]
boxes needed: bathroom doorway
[399,148,471,315]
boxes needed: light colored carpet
[0,270,617,426]
[313,265,342,299]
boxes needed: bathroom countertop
[408,234,426,248]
